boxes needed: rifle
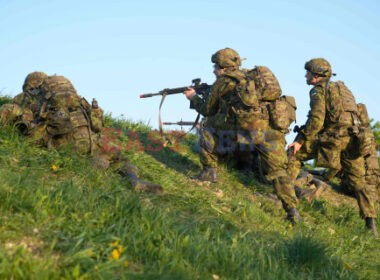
[293,124,306,134]
[140,78,212,135]
[163,121,195,126]
[163,120,196,131]
[140,78,211,99]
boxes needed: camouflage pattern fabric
[211,48,242,69]
[304,58,333,77]
[290,80,376,218]
[193,68,298,212]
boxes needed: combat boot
[191,166,217,183]
[126,173,163,194]
[365,217,378,236]
[286,208,301,225]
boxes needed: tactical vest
[357,103,371,128]
[325,81,359,127]
[42,76,104,136]
[42,76,88,136]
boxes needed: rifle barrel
[163,121,194,126]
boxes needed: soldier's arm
[191,76,235,116]
[12,93,27,106]
[297,86,325,144]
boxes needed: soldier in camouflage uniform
[339,105,380,203]
[288,58,377,235]
[0,74,162,193]
[0,72,48,135]
[184,48,300,223]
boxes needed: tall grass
[0,104,377,279]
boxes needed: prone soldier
[0,72,162,194]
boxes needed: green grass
[0,113,378,279]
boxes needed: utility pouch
[268,95,296,132]
[355,127,373,157]
[47,109,73,136]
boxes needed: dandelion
[51,164,57,171]
[111,248,120,260]
[118,245,124,253]
[288,224,292,228]
[166,208,170,213]
[345,263,352,269]
[109,241,119,247]
[123,260,129,268]
[242,212,246,217]
[66,157,70,161]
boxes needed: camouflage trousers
[288,134,376,218]
[200,119,298,211]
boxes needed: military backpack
[240,66,297,132]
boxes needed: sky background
[1,0,379,143]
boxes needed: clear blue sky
[1,0,379,142]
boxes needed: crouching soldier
[288,58,377,235]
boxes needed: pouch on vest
[80,97,104,133]
[357,103,371,128]
[355,127,374,157]
[365,153,379,172]
[47,109,73,136]
[317,132,341,169]
[248,66,282,101]
[268,95,297,132]
[90,107,104,133]
[225,71,259,108]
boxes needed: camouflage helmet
[22,71,48,93]
[304,58,334,77]
[211,48,242,69]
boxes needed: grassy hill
[0,111,379,279]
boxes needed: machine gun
[140,78,212,135]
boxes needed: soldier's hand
[288,141,302,155]
[184,87,196,101]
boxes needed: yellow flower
[109,241,119,247]
[242,212,246,217]
[288,224,292,228]
[51,164,57,171]
[110,248,120,260]
[118,245,124,253]
[87,249,93,256]
[345,263,352,269]
[66,157,70,161]
[112,248,120,260]
[166,208,170,213]
[123,260,129,268]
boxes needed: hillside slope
[0,116,378,280]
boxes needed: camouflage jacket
[297,80,357,144]
[191,69,243,130]
[12,92,45,120]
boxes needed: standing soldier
[184,48,300,223]
[288,58,377,235]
